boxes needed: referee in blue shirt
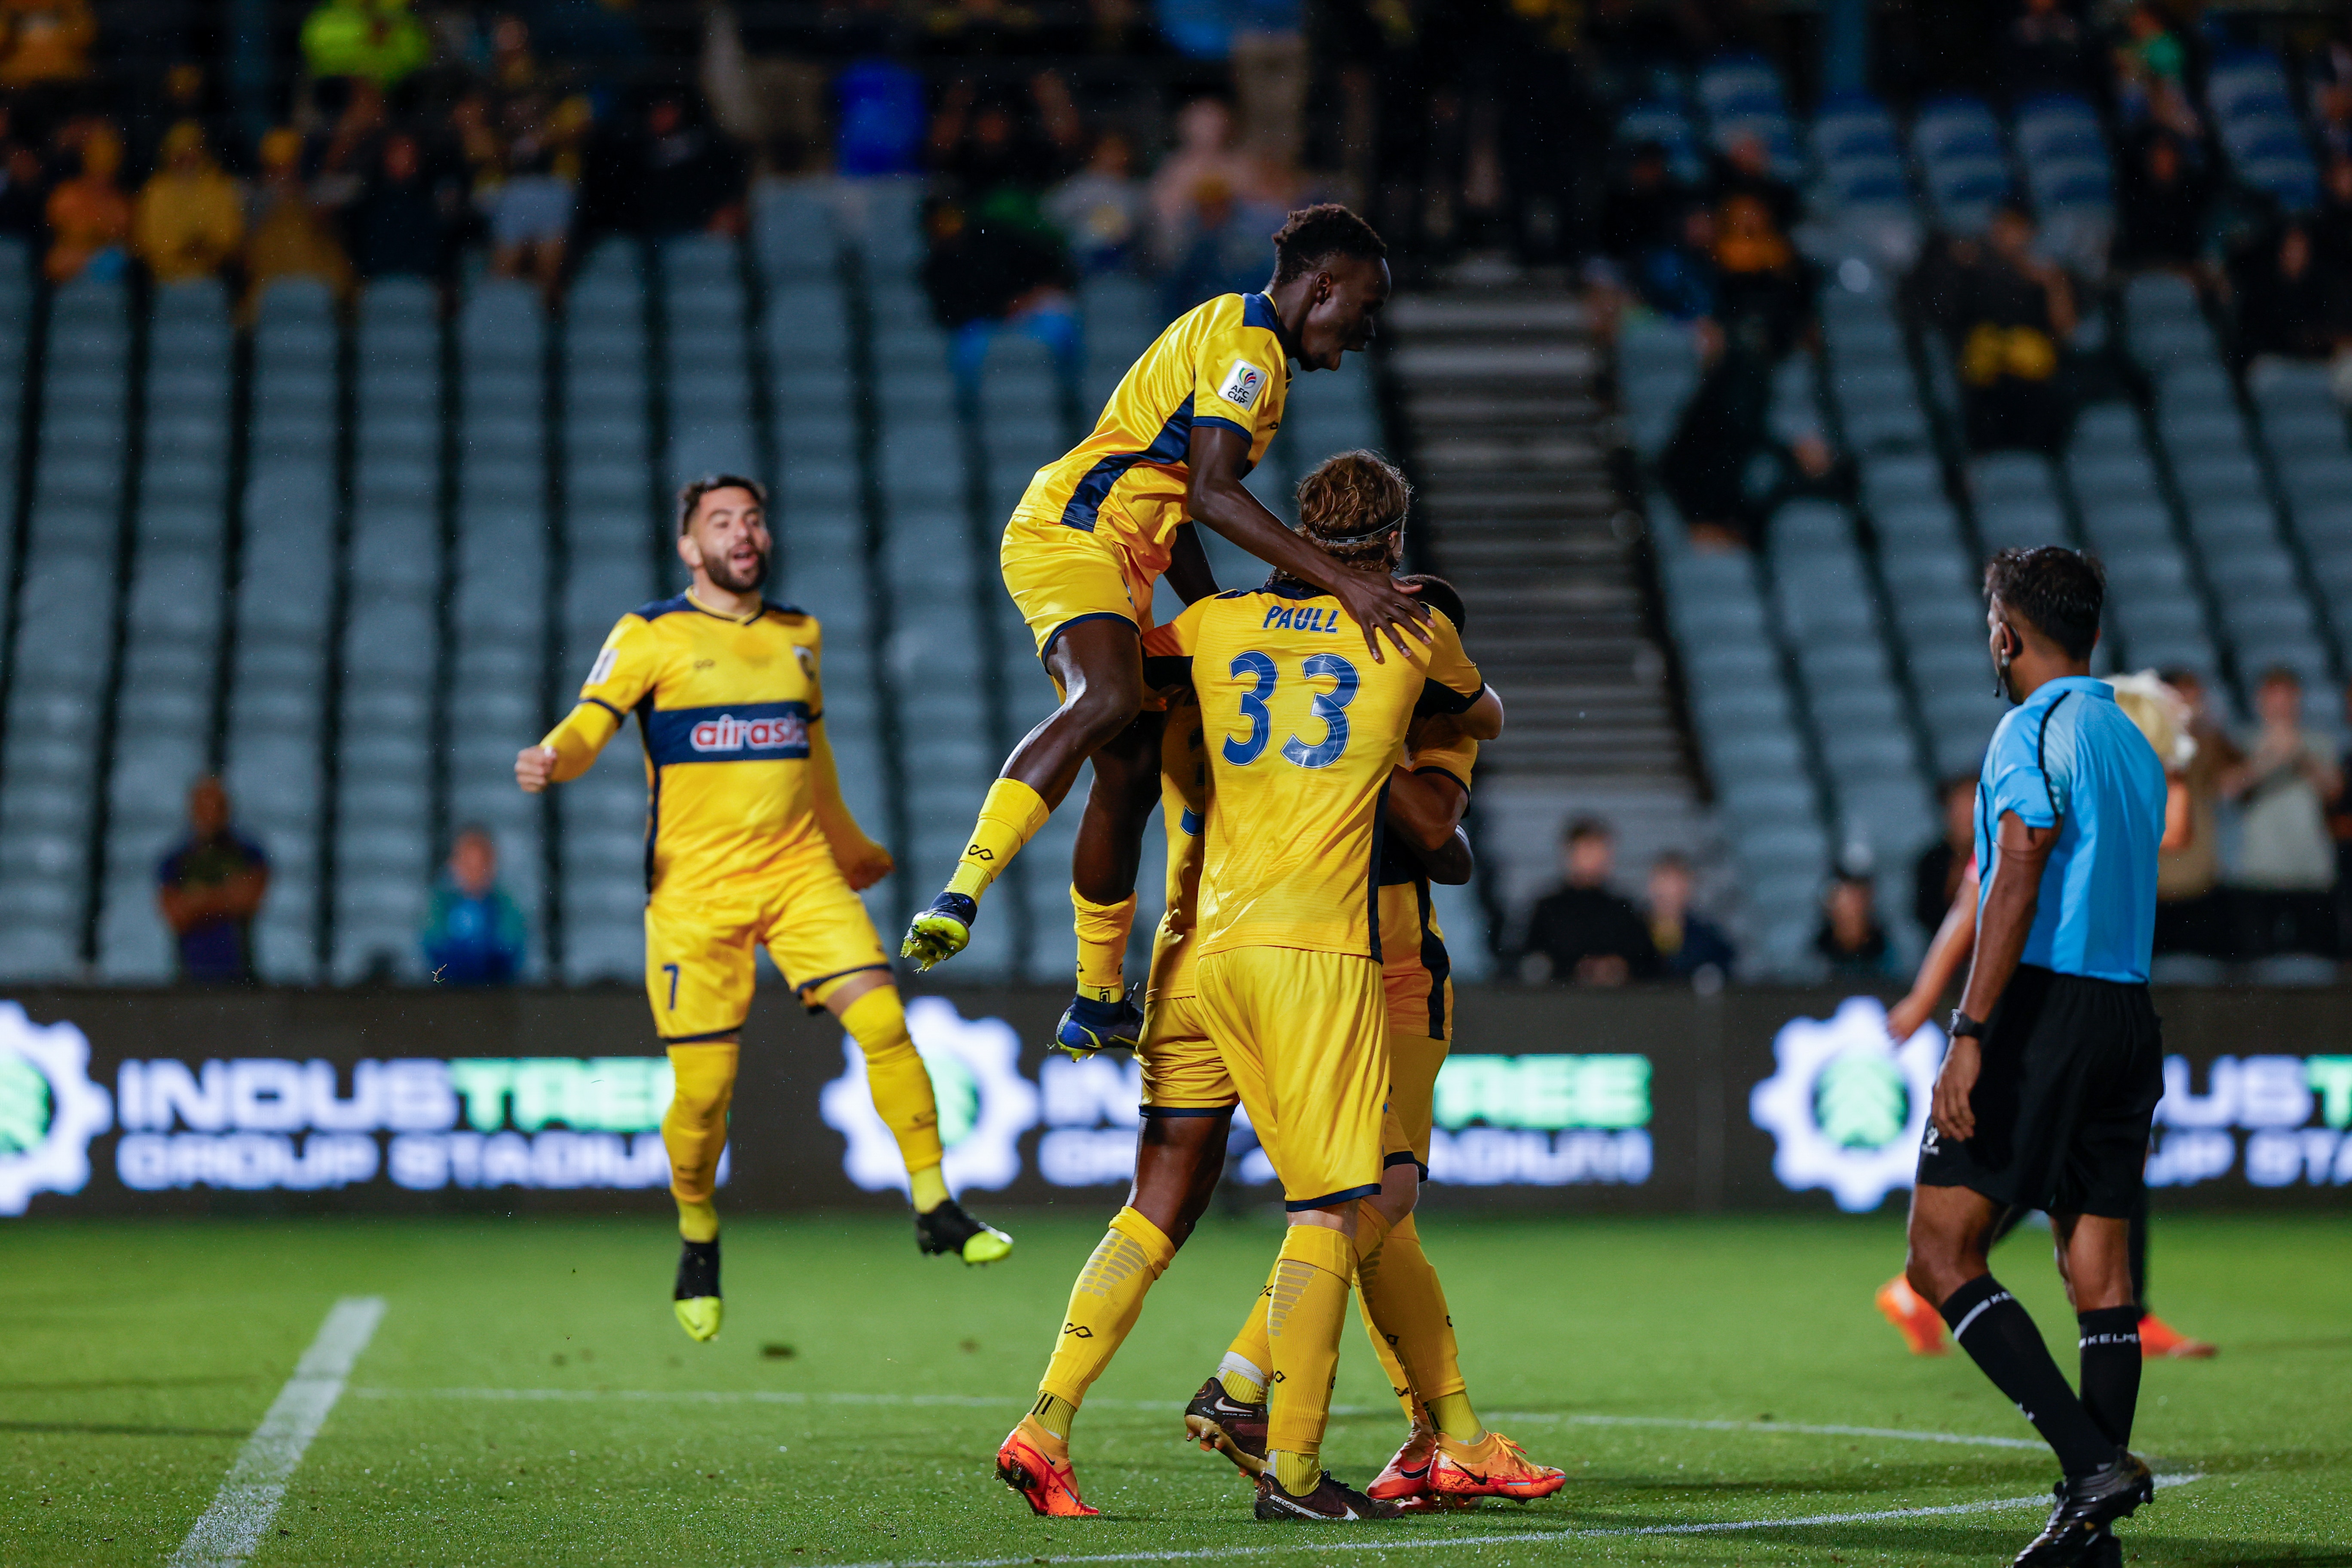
[1903,548,2166,1567]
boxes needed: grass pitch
[3,1210,2346,1566]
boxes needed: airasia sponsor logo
[690,712,807,753]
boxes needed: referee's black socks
[1939,1275,2116,1476]
[2076,1305,2143,1448]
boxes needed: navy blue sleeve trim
[1415,679,1484,718]
[1412,763,1471,795]
[790,962,892,997]
[1383,1150,1421,1170]
[661,1024,747,1044]
[583,696,625,721]
[1139,1103,1238,1118]
[1194,413,1253,441]
[1041,610,1139,661]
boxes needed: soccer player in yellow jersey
[903,205,1432,1061]
[516,476,1011,1345]
[994,570,1547,1519]
[1185,574,1559,1511]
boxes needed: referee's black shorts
[1916,964,2163,1218]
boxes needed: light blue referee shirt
[1974,676,2167,984]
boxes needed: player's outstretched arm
[1385,765,1472,884]
[808,719,894,891]
[1887,862,1978,1042]
[1183,424,1430,662]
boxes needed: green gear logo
[1750,995,1942,1212]
[0,1003,113,1216]
[1813,1054,1911,1149]
[821,996,1038,1196]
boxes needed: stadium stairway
[1387,289,1706,972]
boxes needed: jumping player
[1904,548,2165,1565]
[902,206,1430,1065]
[518,477,1011,1344]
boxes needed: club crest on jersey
[1262,603,1341,633]
[1218,358,1268,410]
[689,712,807,753]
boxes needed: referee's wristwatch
[1947,1010,1987,1041]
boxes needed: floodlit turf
[2,1210,2346,1566]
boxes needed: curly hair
[1270,204,1387,285]
[1984,545,2103,660]
[1286,451,1411,582]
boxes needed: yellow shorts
[643,855,890,1041]
[1198,946,1393,1211]
[1137,992,1237,1113]
[1001,507,1159,661]
[1385,1030,1449,1174]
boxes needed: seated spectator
[2113,3,2200,142]
[422,827,528,986]
[156,777,269,985]
[2001,0,2094,101]
[1911,774,1978,937]
[1519,818,1659,986]
[1159,173,1270,316]
[1814,870,1899,979]
[349,131,450,279]
[1645,852,1735,983]
[2223,667,2343,959]
[1044,129,1146,276]
[922,192,1078,388]
[1632,201,1718,322]
[1148,96,1250,259]
[2235,223,2345,364]
[0,0,96,90]
[585,91,747,239]
[1936,203,2076,454]
[1598,141,1682,269]
[2153,667,2240,958]
[1709,131,1798,240]
[132,121,242,284]
[2112,131,2208,274]
[43,120,128,281]
[300,0,430,89]
[489,137,572,298]
[242,126,353,318]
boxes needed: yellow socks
[1029,1393,1077,1443]
[1071,887,1137,1003]
[1351,1203,1415,1418]
[1355,1210,1476,1439]
[663,1043,736,1214]
[1265,1223,1354,1489]
[910,1165,949,1213]
[676,1197,719,1243]
[1038,1207,1176,1412]
[946,778,1051,900]
[1220,1259,1278,1401]
[837,987,945,1186]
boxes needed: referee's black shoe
[2013,1453,2154,1566]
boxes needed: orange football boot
[995,1419,1099,1517]
[2138,1312,2215,1359]
[1876,1273,1949,1355]
[1429,1431,1566,1501]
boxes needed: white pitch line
[811,1473,2202,1568]
[347,1388,2042,1450]
[169,1296,386,1568]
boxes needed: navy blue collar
[1245,291,1301,364]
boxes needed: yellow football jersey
[1377,733,1477,1040]
[539,592,849,903]
[1017,292,1292,579]
[1148,585,1485,962]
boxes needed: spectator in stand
[421,827,528,986]
[1645,851,1735,983]
[1633,201,1718,322]
[156,777,269,985]
[43,119,128,281]
[349,130,451,279]
[300,0,431,89]
[2113,3,2201,142]
[1926,202,2076,454]
[1519,818,1659,986]
[1912,775,1977,940]
[2233,222,2345,364]
[1598,142,1681,265]
[132,121,242,285]
[1148,96,1250,259]
[1709,130,1798,240]
[243,126,353,317]
[2001,0,2094,101]
[2223,667,2343,959]
[1044,128,1146,276]
[489,135,573,298]
[580,90,747,240]
[2152,667,2239,958]
[1159,173,1268,316]
[1814,870,1899,980]
[0,0,96,95]
[2112,130,2208,274]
